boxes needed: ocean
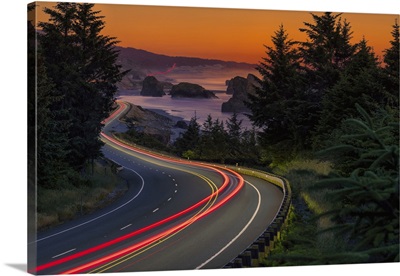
[117,67,259,130]
[117,90,254,130]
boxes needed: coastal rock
[226,76,247,95]
[170,82,218,99]
[140,76,165,97]
[246,73,260,95]
[120,104,173,144]
[221,74,260,113]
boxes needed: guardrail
[222,166,292,268]
[104,102,292,267]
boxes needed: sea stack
[170,82,218,99]
[140,76,165,97]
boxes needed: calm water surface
[117,90,253,129]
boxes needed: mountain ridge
[115,46,258,90]
[116,46,257,70]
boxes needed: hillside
[115,46,257,90]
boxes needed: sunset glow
[34,1,399,63]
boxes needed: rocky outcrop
[221,74,260,113]
[120,104,173,144]
[140,76,165,97]
[170,82,218,99]
[226,76,248,95]
[246,73,260,95]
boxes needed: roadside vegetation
[28,3,128,231]
[115,129,169,152]
[29,2,398,265]
[36,159,127,231]
[119,13,399,265]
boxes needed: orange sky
[33,1,398,64]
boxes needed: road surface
[31,102,283,274]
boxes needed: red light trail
[34,101,244,274]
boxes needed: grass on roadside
[262,158,348,266]
[36,159,127,231]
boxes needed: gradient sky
[34,1,399,64]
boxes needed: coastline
[116,89,253,130]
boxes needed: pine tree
[39,3,126,170]
[241,127,260,165]
[198,115,214,160]
[196,115,229,162]
[28,5,71,189]
[210,118,229,163]
[174,116,201,158]
[225,112,243,161]
[314,38,385,147]
[246,25,307,163]
[315,105,399,262]
[382,19,399,110]
[35,54,72,188]
[299,12,356,96]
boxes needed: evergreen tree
[382,19,400,110]
[28,5,71,189]
[39,3,126,170]
[225,112,243,160]
[196,115,229,162]
[246,25,307,163]
[299,13,356,148]
[299,12,356,96]
[315,105,399,262]
[241,127,260,165]
[198,115,214,160]
[35,55,72,188]
[314,38,386,147]
[210,118,229,163]
[174,116,201,158]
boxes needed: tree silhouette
[246,24,308,163]
[39,3,127,170]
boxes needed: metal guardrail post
[222,165,292,268]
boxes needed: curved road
[32,102,283,274]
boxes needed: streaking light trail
[34,101,245,275]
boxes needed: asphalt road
[32,102,284,274]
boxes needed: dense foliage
[30,5,398,264]
[173,13,399,265]
[31,3,126,189]
[245,13,399,164]
[315,105,399,263]
[245,25,310,163]
[174,114,260,165]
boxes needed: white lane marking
[52,248,76,259]
[120,224,132,231]
[195,180,261,269]
[174,190,178,193]
[167,198,171,201]
[32,162,145,244]
[153,208,159,213]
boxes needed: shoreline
[147,108,186,124]
[116,89,254,129]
